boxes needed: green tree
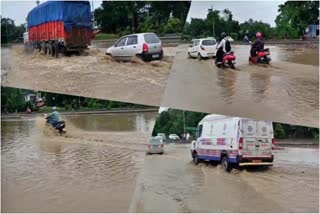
[275,1,319,38]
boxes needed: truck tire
[193,152,200,165]
[221,156,232,172]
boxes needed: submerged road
[130,143,319,213]
[161,44,319,128]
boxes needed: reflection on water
[1,112,156,212]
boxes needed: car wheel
[193,152,200,165]
[188,52,191,58]
[198,53,202,60]
[221,156,232,172]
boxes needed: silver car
[106,33,163,61]
[146,136,164,155]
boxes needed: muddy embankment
[1,45,176,106]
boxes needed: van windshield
[144,33,160,44]
[241,120,273,137]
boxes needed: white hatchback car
[169,134,180,140]
[188,38,217,60]
[106,33,163,61]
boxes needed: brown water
[131,144,319,213]
[161,44,319,127]
[1,112,156,213]
[1,46,175,107]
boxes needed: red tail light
[148,144,151,148]
[143,43,148,52]
[272,138,275,150]
[159,144,163,148]
[239,137,243,150]
[200,45,205,51]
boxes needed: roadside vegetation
[1,87,153,113]
[182,1,319,41]
[94,1,190,37]
[152,109,319,140]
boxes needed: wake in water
[34,116,149,152]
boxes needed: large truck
[191,114,275,172]
[26,1,93,57]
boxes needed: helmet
[256,32,262,38]
[221,32,226,37]
[52,106,57,110]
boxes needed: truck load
[191,114,275,172]
[26,1,92,57]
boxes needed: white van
[191,114,275,172]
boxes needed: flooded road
[1,112,156,212]
[1,45,176,107]
[161,44,319,128]
[131,143,319,213]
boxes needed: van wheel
[198,53,202,60]
[193,152,200,165]
[221,156,232,172]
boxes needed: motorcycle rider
[46,106,60,127]
[216,32,232,64]
[250,32,265,59]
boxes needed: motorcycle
[249,41,271,64]
[215,50,236,69]
[44,114,66,135]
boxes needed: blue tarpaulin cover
[27,1,91,31]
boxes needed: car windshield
[144,33,160,44]
[202,40,216,45]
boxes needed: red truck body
[26,1,93,55]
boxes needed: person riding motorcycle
[250,32,264,58]
[216,32,232,63]
[46,106,60,127]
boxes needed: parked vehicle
[26,1,93,57]
[169,134,180,140]
[147,136,164,154]
[157,133,167,140]
[191,114,275,172]
[106,33,163,61]
[188,38,217,60]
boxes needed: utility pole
[183,110,186,134]
[212,4,215,38]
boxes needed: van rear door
[241,119,273,158]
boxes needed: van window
[241,120,273,137]
[197,125,203,138]
[115,37,127,47]
[126,35,138,45]
[144,33,160,44]
[202,40,216,45]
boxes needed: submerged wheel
[193,152,200,165]
[197,53,202,60]
[229,61,235,69]
[221,156,232,172]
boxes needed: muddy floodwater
[131,143,319,213]
[162,44,319,127]
[1,112,156,212]
[1,45,176,106]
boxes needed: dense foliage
[152,109,319,139]
[1,18,25,44]
[1,87,152,113]
[183,1,319,40]
[94,1,191,36]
